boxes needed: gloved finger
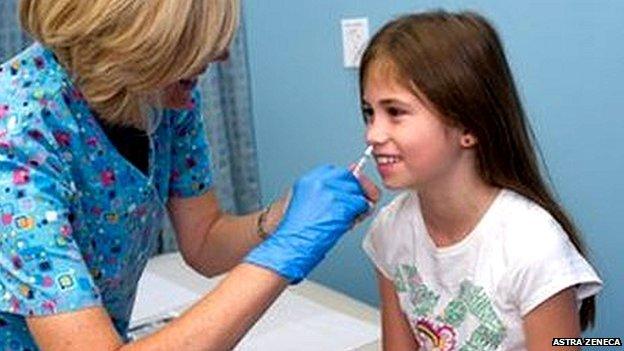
[325,191,369,220]
[343,165,380,204]
[326,177,362,196]
[324,168,367,194]
[349,197,376,230]
[346,193,371,217]
[300,164,336,184]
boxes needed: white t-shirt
[363,189,602,351]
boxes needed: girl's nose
[365,120,389,146]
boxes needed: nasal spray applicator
[351,145,375,220]
[351,145,373,177]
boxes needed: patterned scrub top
[0,43,213,350]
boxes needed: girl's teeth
[376,156,401,164]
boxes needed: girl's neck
[416,167,499,248]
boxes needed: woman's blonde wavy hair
[20,0,239,128]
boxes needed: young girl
[0,1,373,349]
[360,11,602,351]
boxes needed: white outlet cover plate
[341,17,369,68]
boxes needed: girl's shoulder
[362,191,418,280]
[364,191,418,249]
[372,191,418,226]
[489,189,580,265]
[495,189,565,236]
[493,190,602,314]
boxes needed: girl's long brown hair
[360,10,596,329]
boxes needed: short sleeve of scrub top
[0,109,102,319]
[168,89,213,198]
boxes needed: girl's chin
[380,177,410,190]
[379,174,419,191]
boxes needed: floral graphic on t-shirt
[394,264,507,351]
[414,317,458,351]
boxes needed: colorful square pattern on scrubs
[0,43,213,348]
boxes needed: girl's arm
[377,270,420,351]
[523,287,581,351]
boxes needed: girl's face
[161,50,230,109]
[362,64,467,190]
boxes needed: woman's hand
[350,164,381,204]
[262,167,380,237]
[245,165,375,283]
[350,165,381,224]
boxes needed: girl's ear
[460,130,478,148]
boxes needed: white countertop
[131,253,381,350]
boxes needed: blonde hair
[20,0,240,128]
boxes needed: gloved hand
[244,165,370,284]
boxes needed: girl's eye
[387,106,406,117]
[361,106,374,124]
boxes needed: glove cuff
[243,236,325,284]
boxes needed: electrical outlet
[341,18,369,68]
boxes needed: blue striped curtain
[161,19,262,252]
[200,19,262,215]
[0,1,262,252]
[0,1,30,60]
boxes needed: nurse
[0,0,378,350]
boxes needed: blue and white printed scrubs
[0,43,213,349]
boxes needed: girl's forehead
[365,58,402,83]
[364,65,404,93]
[363,58,444,119]
[362,56,419,95]
[363,58,421,97]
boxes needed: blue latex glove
[244,165,369,284]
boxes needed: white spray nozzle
[352,145,373,176]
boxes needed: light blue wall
[244,0,623,337]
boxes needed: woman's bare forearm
[29,264,287,351]
[169,191,286,277]
[190,212,264,276]
[124,264,287,351]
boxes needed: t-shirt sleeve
[503,218,602,316]
[362,204,396,281]
[0,132,101,317]
[168,88,214,198]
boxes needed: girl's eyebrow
[362,98,413,108]
[378,98,412,107]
